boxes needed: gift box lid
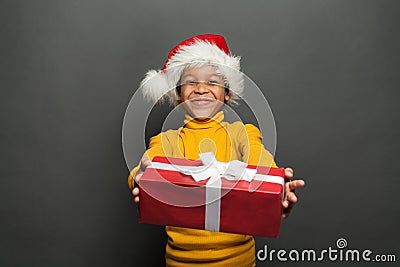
[144,156,285,194]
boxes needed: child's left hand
[131,156,151,203]
[281,168,305,219]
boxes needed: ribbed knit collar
[184,111,224,129]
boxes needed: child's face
[178,65,230,120]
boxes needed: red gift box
[138,155,285,238]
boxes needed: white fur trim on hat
[140,40,243,105]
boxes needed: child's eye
[208,80,223,86]
[185,80,197,85]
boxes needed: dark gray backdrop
[1,0,399,266]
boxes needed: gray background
[1,0,399,266]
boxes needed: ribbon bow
[180,152,258,184]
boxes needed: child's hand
[132,156,151,203]
[281,168,305,219]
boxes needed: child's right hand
[132,156,151,203]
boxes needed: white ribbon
[148,152,284,232]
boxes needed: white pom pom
[140,70,176,104]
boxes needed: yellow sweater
[128,111,277,267]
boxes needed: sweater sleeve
[239,124,278,168]
[127,133,167,190]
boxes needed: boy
[129,34,304,266]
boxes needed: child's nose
[194,84,210,94]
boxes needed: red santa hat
[140,34,243,105]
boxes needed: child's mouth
[189,98,215,106]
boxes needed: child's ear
[224,93,230,102]
[224,87,231,103]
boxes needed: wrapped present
[138,152,285,238]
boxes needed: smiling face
[177,65,230,120]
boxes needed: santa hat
[140,34,243,105]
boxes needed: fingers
[281,168,305,219]
[284,167,294,178]
[282,180,301,208]
[141,159,151,168]
[282,180,302,219]
[281,192,297,209]
[132,158,150,204]
[282,187,303,218]
[287,192,298,203]
[281,198,294,218]
[281,198,295,219]
[281,209,292,219]
[288,179,305,191]
[132,187,139,196]
[132,187,140,203]
[131,155,150,204]
[134,158,149,184]
[138,159,151,173]
[282,200,289,209]
[140,155,151,171]
[135,172,143,183]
